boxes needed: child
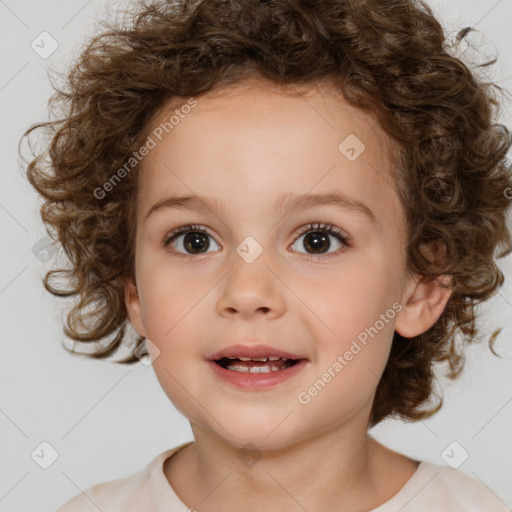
[21,0,512,510]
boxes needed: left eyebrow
[273,191,376,223]
[144,191,376,224]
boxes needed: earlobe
[394,274,452,339]
[121,275,146,338]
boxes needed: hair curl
[20,0,512,427]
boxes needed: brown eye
[291,223,349,256]
[164,225,220,255]
[302,231,331,254]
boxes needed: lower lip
[206,359,308,390]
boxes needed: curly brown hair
[20,0,512,428]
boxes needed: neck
[163,416,416,512]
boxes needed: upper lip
[207,344,307,361]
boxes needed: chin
[206,418,307,452]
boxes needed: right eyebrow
[145,194,226,222]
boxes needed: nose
[216,248,287,320]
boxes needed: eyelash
[163,222,350,259]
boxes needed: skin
[123,77,452,512]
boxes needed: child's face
[124,79,442,448]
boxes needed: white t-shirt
[54,441,509,512]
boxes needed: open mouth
[214,357,299,373]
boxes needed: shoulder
[374,460,509,512]
[53,442,193,512]
[421,462,507,509]
[53,478,128,512]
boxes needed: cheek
[299,259,397,370]
[137,263,208,335]
[136,262,215,369]
[301,260,391,329]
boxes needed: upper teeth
[226,356,285,362]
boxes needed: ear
[394,273,452,338]
[122,275,146,338]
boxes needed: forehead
[136,79,404,234]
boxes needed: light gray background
[1,1,511,510]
